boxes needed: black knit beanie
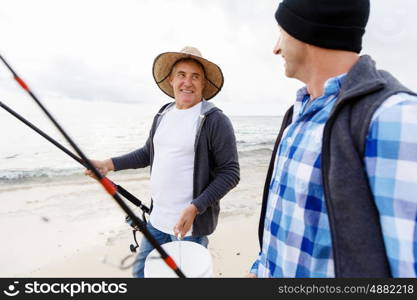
[275,0,370,53]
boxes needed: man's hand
[173,204,199,238]
[84,159,114,179]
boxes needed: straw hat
[152,46,224,100]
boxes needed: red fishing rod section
[0,54,185,278]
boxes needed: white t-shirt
[149,102,202,235]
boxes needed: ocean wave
[0,167,148,185]
[237,139,275,146]
[238,147,273,157]
[1,145,273,184]
[0,168,83,184]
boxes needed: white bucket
[144,241,212,278]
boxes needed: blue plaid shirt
[251,74,417,277]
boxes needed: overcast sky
[0,0,416,116]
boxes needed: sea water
[0,97,282,183]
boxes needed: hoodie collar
[159,99,219,117]
[336,55,386,105]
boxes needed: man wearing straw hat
[86,46,239,277]
[249,0,417,278]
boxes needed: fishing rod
[0,100,150,214]
[0,54,185,278]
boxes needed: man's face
[170,60,205,109]
[273,28,308,79]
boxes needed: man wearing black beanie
[249,0,417,278]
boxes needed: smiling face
[273,28,308,80]
[169,59,205,109]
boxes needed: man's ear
[168,65,176,87]
[169,74,174,87]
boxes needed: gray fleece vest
[258,55,417,277]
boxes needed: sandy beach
[28,214,260,278]
[0,152,269,278]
